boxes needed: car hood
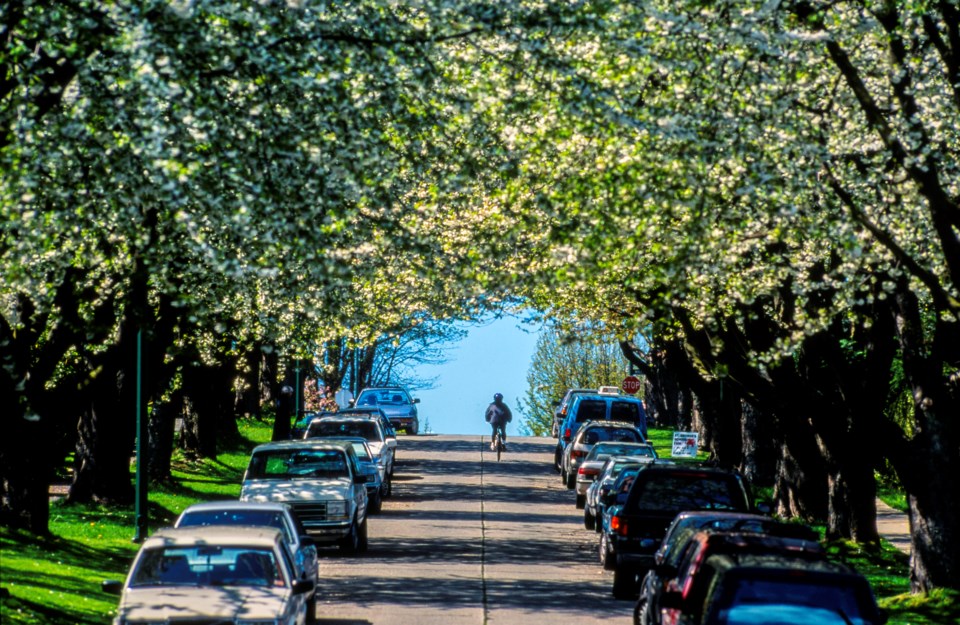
[241,479,350,502]
[118,585,290,622]
[377,405,415,418]
[366,441,387,457]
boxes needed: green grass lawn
[1,424,955,624]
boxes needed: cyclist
[485,392,513,451]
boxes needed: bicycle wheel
[497,437,502,461]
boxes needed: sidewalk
[876,498,911,554]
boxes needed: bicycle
[492,430,505,461]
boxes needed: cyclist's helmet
[494,393,503,401]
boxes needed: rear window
[177,510,292,542]
[631,473,749,513]
[610,401,642,423]
[715,576,872,625]
[583,427,644,445]
[247,448,349,479]
[574,400,607,422]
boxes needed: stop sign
[622,375,641,394]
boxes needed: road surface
[315,434,630,624]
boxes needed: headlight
[327,501,347,518]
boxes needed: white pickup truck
[240,439,370,554]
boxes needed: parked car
[600,465,650,568]
[353,386,420,435]
[306,415,395,478]
[603,464,765,598]
[657,531,825,625]
[556,393,648,473]
[240,439,369,554]
[634,511,820,625]
[174,501,319,621]
[575,441,657,508]
[585,455,657,531]
[102,526,314,625]
[552,388,595,439]
[561,420,647,490]
[662,552,886,625]
[303,435,389,510]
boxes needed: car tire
[612,567,637,600]
[306,593,317,623]
[383,479,392,498]
[576,493,586,509]
[409,421,419,435]
[554,447,562,472]
[339,519,361,555]
[357,516,369,553]
[584,509,595,530]
[566,472,576,489]
[369,492,382,514]
[633,596,647,625]
[600,533,616,570]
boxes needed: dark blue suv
[554,393,647,471]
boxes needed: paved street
[315,434,631,624]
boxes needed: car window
[716,577,870,624]
[610,401,642,423]
[631,474,749,512]
[247,449,350,479]
[177,510,294,544]
[307,420,380,441]
[358,389,410,405]
[586,427,643,444]
[574,400,607,422]
[132,546,285,588]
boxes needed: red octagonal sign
[622,375,641,394]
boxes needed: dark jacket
[485,401,513,426]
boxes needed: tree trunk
[147,393,178,481]
[235,342,262,418]
[740,400,776,487]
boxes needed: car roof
[180,501,293,514]
[572,393,644,404]
[580,420,643,429]
[358,386,408,392]
[144,525,284,548]
[251,439,353,453]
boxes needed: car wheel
[633,596,647,625]
[338,519,360,554]
[383,478,392,498]
[576,493,586,509]
[306,592,317,623]
[584,509,595,530]
[600,533,616,570]
[612,567,637,600]
[554,447,562,472]
[566,472,576,489]
[369,491,382,514]
[409,421,419,435]
[357,516,369,553]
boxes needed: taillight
[611,515,628,536]
[564,428,571,439]
[578,467,599,476]
[571,450,587,460]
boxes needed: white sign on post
[671,432,700,458]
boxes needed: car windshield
[583,429,645,447]
[247,448,349,479]
[632,473,748,512]
[307,420,380,442]
[177,510,292,542]
[132,545,285,588]
[357,390,409,406]
[715,577,871,624]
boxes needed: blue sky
[410,315,542,436]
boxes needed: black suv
[605,464,765,598]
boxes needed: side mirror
[298,535,315,548]
[102,580,124,595]
[354,474,367,484]
[348,399,356,407]
[412,398,420,404]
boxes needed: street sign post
[622,375,641,394]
